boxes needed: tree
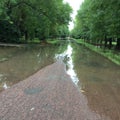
[0,0,72,43]
[72,0,120,50]
[0,20,20,43]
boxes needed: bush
[0,20,20,43]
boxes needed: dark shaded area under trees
[0,0,72,43]
[71,0,120,50]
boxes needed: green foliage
[0,20,20,43]
[72,0,120,50]
[0,0,72,43]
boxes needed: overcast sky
[64,0,84,30]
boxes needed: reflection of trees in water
[0,42,68,92]
[72,43,120,120]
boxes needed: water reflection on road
[71,42,120,120]
[0,43,67,92]
[55,44,79,85]
[55,42,120,120]
[0,42,120,119]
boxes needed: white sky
[64,0,84,30]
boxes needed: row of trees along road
[71,0,120,50]
[0,0,72,43]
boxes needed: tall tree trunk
[108,38,112,49]
[104,36,108,48]
[100,39,103,48]
[25,30,28,42]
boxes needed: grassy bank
[0,38,60,45]
[47,39,60,44]
[75,39,120,66]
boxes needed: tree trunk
[25,30,28,42]
[108,38,112,49]
[116,38,120,50]
[100,39,103,48]
[104,37,108,48]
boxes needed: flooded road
[0,43,67,91]
[71,43,120,120]
[0,42,120,119]
[55,44,79,85]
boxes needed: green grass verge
[20,38,61,44]
[75,39,120,66]
[27,38,41,43]
[47,39,60,44]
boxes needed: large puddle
[71,43,120,120]
[55,44,79,85]
[0,42,120,119]
[0,43,68,91]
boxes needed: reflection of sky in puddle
[0,74,10,90]
[55,44,79,85]
[3,83,9,89]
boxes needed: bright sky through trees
[64,0,84,30]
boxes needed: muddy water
[55,42,120,119]
[0,42,120,119]
[0,43,67,91]
[71,43,120,120]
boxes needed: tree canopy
[71,0,120,50]
[0,0,72,43]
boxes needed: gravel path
[0,61,110,120]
